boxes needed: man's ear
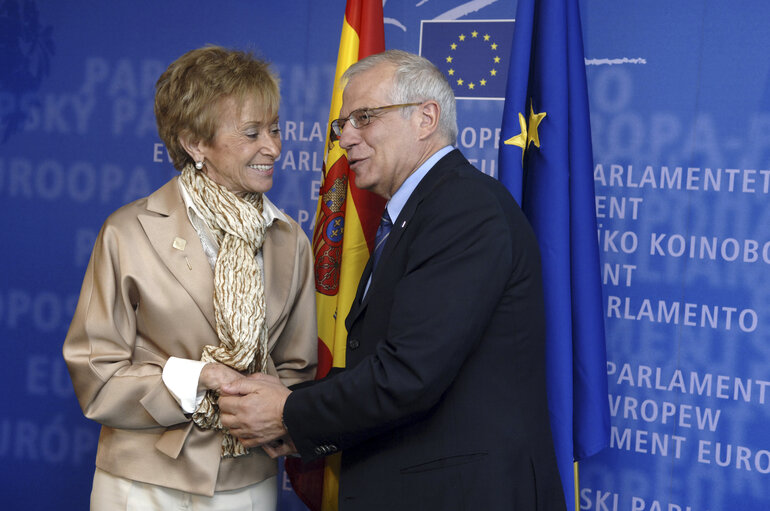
[179,131,205,163]
[416,100,440,140]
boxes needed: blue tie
[371,209,392,270]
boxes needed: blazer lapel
[138,177,217,332]
[261,218,295,348]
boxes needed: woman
[63,46,317,510]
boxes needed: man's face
[338,64,418,199]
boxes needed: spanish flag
[285,2,385,510]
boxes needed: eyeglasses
[329,103,422,142]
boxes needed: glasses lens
[330,107,384,142]
[330,120,342,141]
[351,110,370,129]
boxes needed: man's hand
[219,374,291,448]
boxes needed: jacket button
[348,338,360,349]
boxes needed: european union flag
[497,1,610,510]
[419,20,513,100]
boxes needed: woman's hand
[198,362,244,393]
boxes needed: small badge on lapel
[172,237,192,270]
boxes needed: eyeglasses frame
[329,102,423,142]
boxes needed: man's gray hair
[342,49,458,144]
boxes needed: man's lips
[347,156,364,169]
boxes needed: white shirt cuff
[162,357,208,414]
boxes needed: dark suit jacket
[284,149,565,510]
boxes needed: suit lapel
[347,150,465,326]
[347,257,374,327]
[138,177,217,332]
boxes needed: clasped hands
[200,363,297,458]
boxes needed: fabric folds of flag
[497,1,610,510]
[285,2,385,511]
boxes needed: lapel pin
[173,237,187,251]
[401,220,406,228]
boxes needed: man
[220,49,566,510]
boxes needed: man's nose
[338,122,359,151]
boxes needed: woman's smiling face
[199,95,281,196]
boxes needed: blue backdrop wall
[1,1,768,510]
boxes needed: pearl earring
[195,161,204,170]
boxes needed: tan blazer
[63,177,317,496]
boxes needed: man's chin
[350,170,372,190]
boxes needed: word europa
[0,158,154,203]
[595,164,770,194]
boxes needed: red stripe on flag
[345,1,384,58]
[317,337,333,379]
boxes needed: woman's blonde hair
[154,45,280,170]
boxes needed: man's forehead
[341,67,392,113]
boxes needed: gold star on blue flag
[419,20,514,99]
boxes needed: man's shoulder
[429,151,516,205]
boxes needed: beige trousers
[90,468,277,511]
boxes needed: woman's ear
[179,131,205,163]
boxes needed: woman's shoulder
[263,196,311,244]
[99,177,179,237]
